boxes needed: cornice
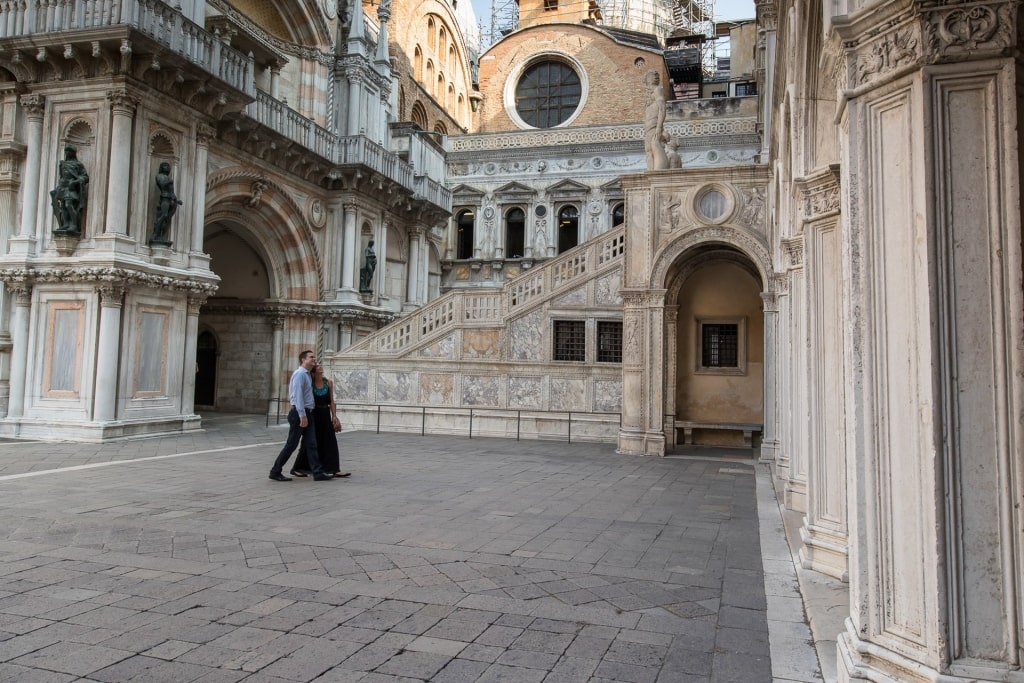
[0,266,220,296]
[202,299,396,323]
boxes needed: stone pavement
[0,413,818,682]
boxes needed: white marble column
[759,289,780,462]
[339,203,359,301]
[93,285,125,422]
[783,238,807,512]
[662,306,678,448]
[103,89,137,238]
[836,2,1024,680]
[180,295,204,417]
[327,199,344,294]
[346,72,363,135]
[375,214,390,303]
[189,124,214,269]
[5,284,31,419]
[774,274,791,482]
[13,95,43,253]
[406,227,422,308]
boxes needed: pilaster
[11,94,43,255]
[782,234,807,512]
[617,289,667,456]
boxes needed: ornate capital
[97,283,126,306]
[799,165,842,220]
[19,94,44,120]
[761,290,779,312]
[772,273,789,296]
[7,281,31,304]
[196,123,216,147]
[271,316,286,330]
[782,236,804,269]
[755,0,777,31]
[106,89,139,114]
[187,294,208,315]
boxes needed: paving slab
[0,414,818,681]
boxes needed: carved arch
[204,168,324,300]
[650,224,774,295]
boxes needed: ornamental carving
[803,184,840,218]
[782,237,804,268]
[0,267,219,296]
[308,198,327,230]
[920,1,1016,58]
[19,94,44,119]
[855,27,920,86]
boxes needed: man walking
[269,350,334,482]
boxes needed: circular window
[514,60,582,128]
[694,186,734,224]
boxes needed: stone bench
[675,420,763,448]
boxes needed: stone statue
[359,239,377,292]
[643,71,670,171]
[50,145,89,235]
[666,138,682,169]
[150,162,182,246]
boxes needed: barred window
[597,321,622,363]
[553,320,585,361]
[701,323,739,367]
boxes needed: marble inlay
[420,334,455,358]
[509,376,544,409]
[594,379,622,412]
[510,310,543,361]
[455,265,471,280]
[462,374,501,406]
[550,377,586,411]
[553,286,587,306]
[378,371,416,403]
[334,369,369,401]
[420,373,454,405]
[596,270,623,306]
[462,329,500,358]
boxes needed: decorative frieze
[920,0,1017,58]
[0,267,219,296]
[799,166,842,220]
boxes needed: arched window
[456,209,475,260]
[557,205,579,253]
[437,74,445,98]
[433,121,448,136]
[426,61,435,91]
[414,46,423,80]
[411,101,428,129]
[448,45,456,72]
[505,208,525,259]
[439,27,447,57]
[448,84,456,110]
[612,202,624,227]
[458,94,465,121]
[427,18,436,51]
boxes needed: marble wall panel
[596,270,623,306]
[462,374,501,406]
[550,377,586,411]
[594,379,622,412]
[420,373,454,405]
[462,329,500,358]
[510,310,543,361]
[509,376,544,409]
[419,334,455,358]
[378,371,417,403]
[553,286,587,306]
[334,369,370,401]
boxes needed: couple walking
[269,350,351,482]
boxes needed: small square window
[553,320,585,361]
[544,0,558,9]
[696,318,746,375]
[597,321,622,363]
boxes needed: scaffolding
[487,0,519,48]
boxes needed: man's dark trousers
[271,408,326,477]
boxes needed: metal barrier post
[517,410,521,441]
[568,411,572,443]
[376,405,381,434]
[469,409,473,439]
[421,407,426,436]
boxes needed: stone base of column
[92,233,138,255]
[188,251,212,271]
[616,429,665,456]
[759,438,780,463]
[0,414,203,441]
[7,235,37,255]
[798,521,848,581]
[334,288,362,304]
[837,625,1010,683]
[785,478,807,512]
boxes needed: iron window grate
[597,321,622,363]
[702,323,739,367]
[553,320,586,361]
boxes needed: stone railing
[413,175,453,213]
[0,0,255,97]
[345,225,625,356]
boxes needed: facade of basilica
[0,0,1020,681]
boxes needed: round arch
[650,224,774,295]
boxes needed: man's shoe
[313,474,335,481]
[269,473,292,482]
[289,469,309,477]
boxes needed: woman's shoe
[290,469,309,477]
[334,472,351,478]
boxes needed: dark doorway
[557,205,579,253]
[195,330,218,407]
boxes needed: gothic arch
[204,169,323,300]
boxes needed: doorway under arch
[194,330,218,407]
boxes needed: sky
[469,0,756,42]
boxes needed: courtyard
[0,414,820,682]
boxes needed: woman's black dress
[293,381,339,474]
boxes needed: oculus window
[515,61,581,128]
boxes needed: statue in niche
[50,145,89,235]
[533,222,548,257]
[643,71,670,171]
[359,240,377,292]
[150,162,182,246]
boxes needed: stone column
[340,203,358,301]
[269,61,282,99]
[338,322,354,351]
[773,273,791,481]
[662,305,679,447]
[835,2,1024,680]
[617,289,667,456]
[375,214,390,303]
[783,236,807,512]
[406,227,422,308]
[5,284,31,419]
[270,316,284,414]
[13,95,43,252]
[759,289,780,463]
[189,124,215,269]
[346,71,363,135]
[327,199,344,293]
[103,89,137,237]
[180,294,205,416]
[93,284,125,422]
